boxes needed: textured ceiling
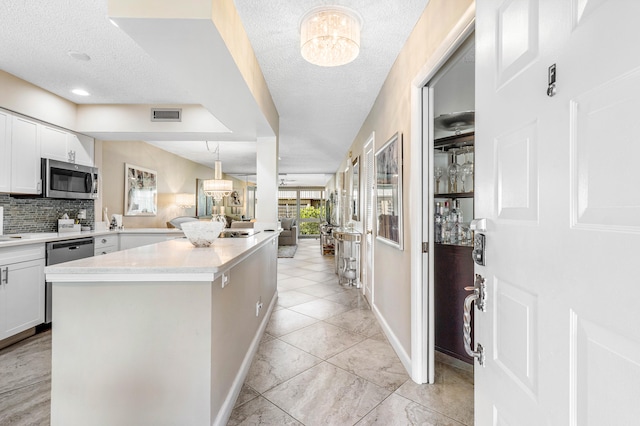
[0,0,429,186]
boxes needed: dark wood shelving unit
[434,244,474,363]
[434,131,475,364]
[435,191,474,199]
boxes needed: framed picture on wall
[124,163,157,216]
[375,132,403,250]
[352,156,360,221]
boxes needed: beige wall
[334,0,474,357]
[100,140,245,228]
[0,70,77,130]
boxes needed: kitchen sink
[219,230,260,238]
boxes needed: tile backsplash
[0,194,95,234]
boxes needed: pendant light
[203,142,233,200]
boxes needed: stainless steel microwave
[42,158,98,200]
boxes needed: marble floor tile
[300,263,335,272]
[228,396,302,425]
[325,308,382,337]
[277,276,318,291]
[295,282,346,298]
[280,322,366,359]
[234,384,260,408]
[0,378,51,426]
[263,362,391,426]
[328,338,410,391]
[276,267,316,278]
[356,393,465,426]
[245,339,321,393]
[276,290,317,308]
[324,289,371,309]
[288,298,352,320]
[395,363,474,425]
[300,271,338,283]
[265,309,318,337]
[0,330,51,394]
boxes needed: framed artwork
[195,179,214,218]
[226,190,242,207]
[351,156,360,221]
[124,163,157,216]
[375,133,403,249]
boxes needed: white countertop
[45,231,279,282]
[0,228,184,249]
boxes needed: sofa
[279,218,298,246]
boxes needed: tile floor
[0,238,473,425]
[227,239,473,425]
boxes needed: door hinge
[422,242,428,253]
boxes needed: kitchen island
[45,231,279,426]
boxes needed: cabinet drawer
[0,244,45,263]
[94,235,118,250]
[94,246,117,256]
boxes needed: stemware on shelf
[447,148,460,193]
[461,147,474,192]
[434,167,443,194]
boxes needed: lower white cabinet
[0,245,45,341]
[94,234,118,256]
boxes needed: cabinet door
[11,116,41,194]
[41,125,70,162]
[67,133,94,166]
[0,111,11,192]
[0,258,45,340]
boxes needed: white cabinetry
[41,124,94,167]
[0,110,11,192]
[67,133,94,166]
[94,234,118,256]
[0,245,45,341]
[40,125,69,163]
[10,116,41,194]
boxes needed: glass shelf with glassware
[434,132,474,247]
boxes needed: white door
[475,1,640,424]
[363,134,375,301]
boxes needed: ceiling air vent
[150,108,182,122]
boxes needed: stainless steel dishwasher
[45,237,94,324]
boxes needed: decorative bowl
[180,221,225,247]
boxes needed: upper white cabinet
[41,124,94,167]
[67,133,94,167]
[10,116,41,195]
[0,110,11,193]
[40,125,69,163]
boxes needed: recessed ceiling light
[71,89,90,96]
[67,50,91,61]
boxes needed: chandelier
[203,142,233,200]
[300,6,362,67]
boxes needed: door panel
[476,0,640,424]
[363,136,374,300]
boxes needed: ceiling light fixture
[202,142,233,200]
[67,50,91,61]
[300,6,362,67]
[71,88,90,96]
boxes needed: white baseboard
[213,290,278,426]
[371,303,412,377]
